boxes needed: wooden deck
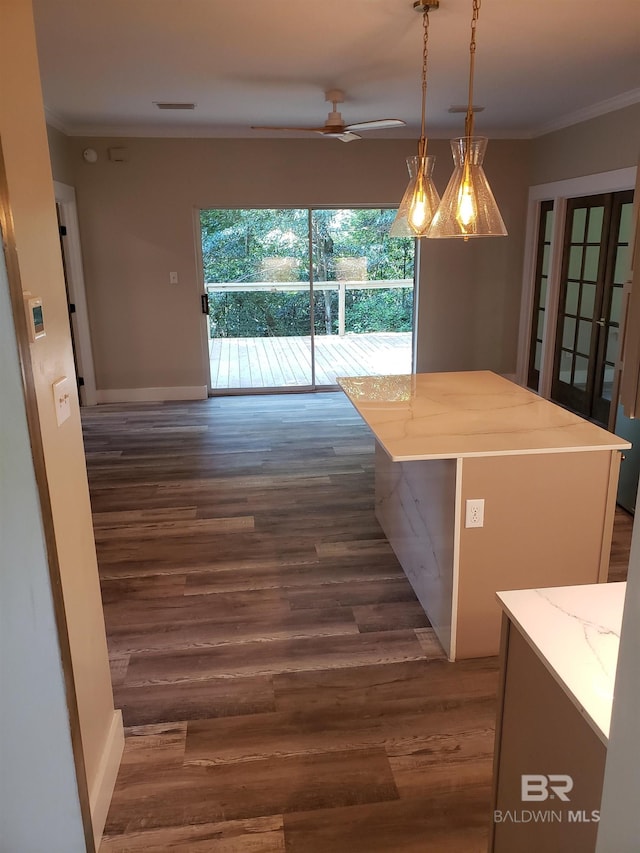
[209,332,412,389]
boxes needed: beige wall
[0,0,117,830]
[47,123,76,185]
[55,134,530,392]
[416,139,530,374]
[531,103,640,185]
[48,109,638,392]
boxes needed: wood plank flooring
[209,333,412,389]
[82,392,633,852]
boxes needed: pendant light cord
[464,0,480,140]
[418,6,430,159]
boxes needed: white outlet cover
[465,498,485,528]
[52,377,71,426]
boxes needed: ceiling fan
[251,89,406,142]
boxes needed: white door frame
[517,167,637,397]
[54,181,97,405]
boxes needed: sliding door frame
[196,205,418,396]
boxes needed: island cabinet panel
[374,442,457,654]
[491,618,606,852]
[455,449,620,660]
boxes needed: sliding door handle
[201,293,209,315]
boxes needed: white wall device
[24,294,46,341]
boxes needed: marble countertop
[338,371,630,461]
[497,582,626,745]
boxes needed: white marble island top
[497,582,626,745]
[337,371,630,461]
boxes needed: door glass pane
[559,351,573,383]
[574,355,589,390]
[614,245,629,284]
[583,246,600,282]
[587,207,604,243]
[565,281,579,314]
[312,209,414,382]
[580,283,596,318]
[534,341,542,371]
[562,317,576,349]
[571,208,586,242]
[540,277,547,307]
[537,310,545,339]
[544,211,554,241]
[577,320,592,355]
[602,365,615,400]
[541,244,550,276]
[568,246,583,279]
[619,203,632,241]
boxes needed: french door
[527,200,554,392]
[551,190,634,426]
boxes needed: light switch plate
[52,377,71,426]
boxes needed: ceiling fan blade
[344,119,406,132]
[251,125,328,133]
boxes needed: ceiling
[33,0,640,140]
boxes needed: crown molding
[44,107,70,134]
[532,88,640,138]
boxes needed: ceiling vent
[154,102,196,110]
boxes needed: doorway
[53,181,97,406]
[200,207,415,393]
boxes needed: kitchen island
[490,582,625,851]
[338,371,630,660]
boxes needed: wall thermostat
[83,148,98,163]
[24,294,46,341]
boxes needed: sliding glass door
[200,207,415,393]
[201,209,312,389]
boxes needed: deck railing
[206,279,413,337]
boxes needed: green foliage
[345,288,413,334]
[200,208,414,338]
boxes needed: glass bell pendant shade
[428,137,507,238]
[389,154,440,238]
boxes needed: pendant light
[389,1,440,238]
[428,0,507,239]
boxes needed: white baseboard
[89,709,124,849]
[95,385,208,403]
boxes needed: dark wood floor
[83,392,633,852]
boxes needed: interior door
[551,190,633,425]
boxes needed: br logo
[521,774,573,802]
